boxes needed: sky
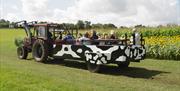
[0,0,180,26]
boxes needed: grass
[0,29,180,91]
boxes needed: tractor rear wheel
[17,46,28,59]
[32,39,48,62]
[86,61,100,73]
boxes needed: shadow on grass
[45,59,170,79]
[99,66,170,79]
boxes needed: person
[101,33,109,39]
[47,30,53,39]
[90,30,99,40]
[109,30,118,44]
[79,32,91,45]
[97,32,101,39]
[131,28,141,45]
[90,30,99,45]
[109,30,116,39]
[47,30,53,56]
[63,32,74,44]
[99,33,108,45]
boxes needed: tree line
[40,20,117,29]
[0,19,117,29]
[0,19,179,29]
[0,19,10,28]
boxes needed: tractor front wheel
[17,46,28,59]
[32,39,48,62]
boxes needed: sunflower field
[145,35,180,60]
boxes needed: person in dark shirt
[109,30,116,39]
[63,33,74,44]
[109,30,118,44]
[90,30,99,45]
[90,30,99,40]
[47,31,52,39]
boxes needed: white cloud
[11,5,18,11]
[63,0,180,26]
[0,0,3,19]
[21,0,51,21]
[10,0,180,26]
[6,13,19,21]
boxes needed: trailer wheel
[17,46,28,59]
[32,39,48,62]
[117,61,130,68]
[86,62,100,73]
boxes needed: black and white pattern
[53,44,146,64]
[54,45,81,58]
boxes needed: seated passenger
[63,33,74,44]
[90,30,99,40]
[109,30,118,44]
[109,30,116,39]
[97,32,101,39]
[99,33,108,45]
[101,33,109,39]
[90,30,99,45]
[79,32,91,45]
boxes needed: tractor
[15,21,146,72]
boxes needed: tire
[117,61,130,68]
[17,46,28,59]
[32,39,48,62]
[86,61,101,73]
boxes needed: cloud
[17,0,180,26]
[64,0,180,26]
[6,13,19,21]
[21,0,51,21]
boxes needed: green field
[0,29,180,91]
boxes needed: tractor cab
[32,23,77,44]
[33,24,56,40]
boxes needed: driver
[47,30,52,39]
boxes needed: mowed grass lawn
[0,29,180,91]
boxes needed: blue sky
[0,0,180,26]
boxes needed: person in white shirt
[79,32,91,45]
[131,28,141,45]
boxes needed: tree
[135,24,145,28]
[91,23,103,29]
[76,20,85,29]
[0,19,10,28]
[103,23,117,29]
[84,21,91,29]
[60,23,76,30]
